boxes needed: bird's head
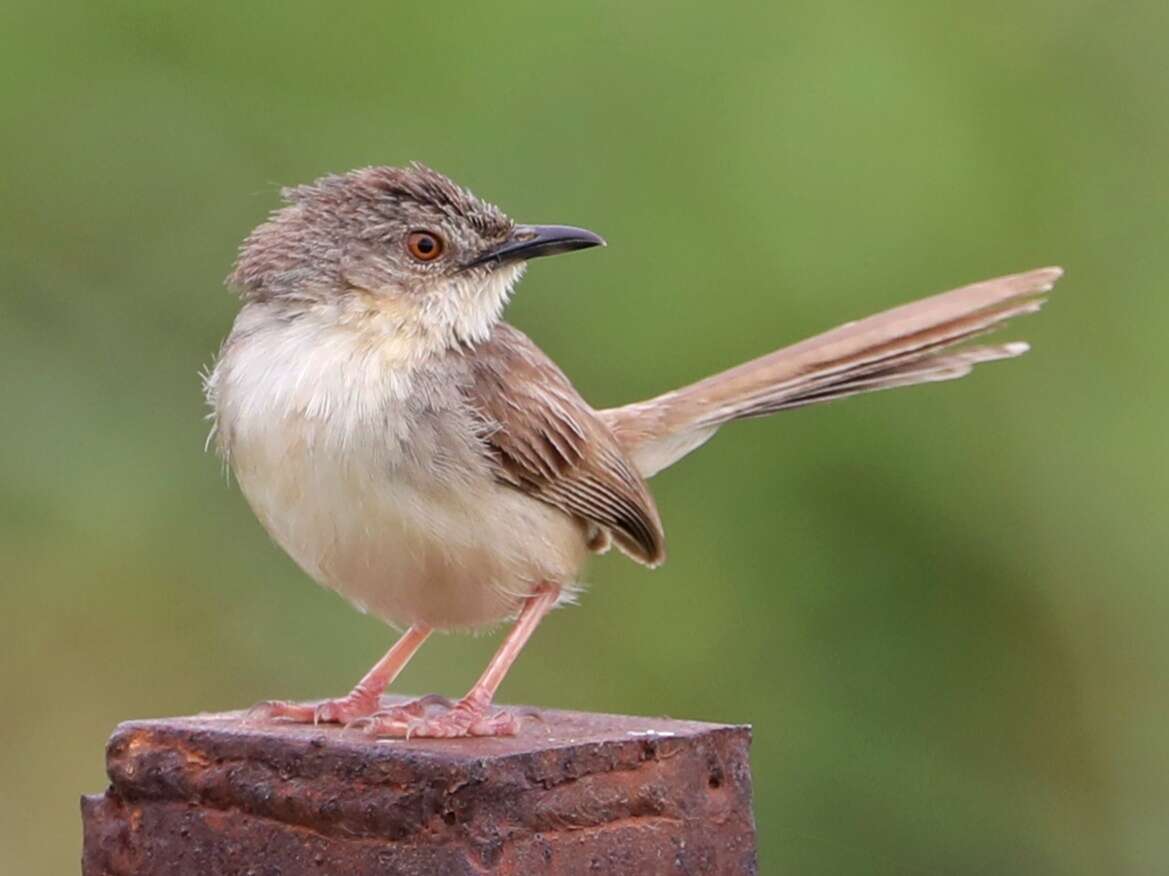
[229,162,604,347]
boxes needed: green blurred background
[2,1,1166,872]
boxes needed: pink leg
[357,584,560,738]
[252,624,432,725]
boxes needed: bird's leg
[251,624,432,725]
[356,583,560,738]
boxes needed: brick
[81,699,757,874]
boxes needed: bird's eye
[406,230,444,262]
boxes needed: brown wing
[462,323,665,566]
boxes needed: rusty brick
[81,699,757,874]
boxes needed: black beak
[467,224,605,268]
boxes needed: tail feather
[768,342,1031,413]
[718,297,1047,422]
[602,267,1060,478]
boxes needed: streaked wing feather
[464,324,665,566]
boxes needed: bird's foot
[249,692,461,726]
[342,692,456,727]
[247,689,385,725]
[350,694,526,738]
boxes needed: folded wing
[464,324,666,566]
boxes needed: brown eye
[406,230,444,262]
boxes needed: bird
[205,162,1059,738]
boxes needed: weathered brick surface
[82,700,757,874]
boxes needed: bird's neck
[260,260,526,360]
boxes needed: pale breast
[207,304,588,630]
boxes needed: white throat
[419,261,527,348]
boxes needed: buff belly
[209,303,588,631]
[225,416,587,631]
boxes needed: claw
[467,709,522,737]
[245,701,277,722]
[407,693,456,715]
[509,706,546,726]
[343,715,371,733]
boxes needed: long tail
[601,267,1061,478]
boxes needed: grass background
[2,1,1166,872]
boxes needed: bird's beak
[467,224,606,268]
